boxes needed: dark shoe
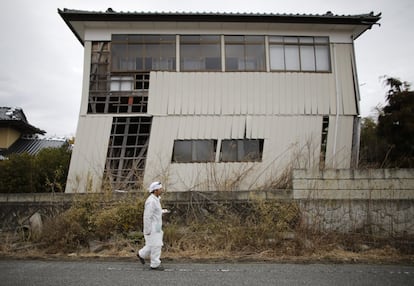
[137,253,145,265]
[150,266,164,271]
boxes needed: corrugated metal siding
[332,44,357,115]
[325,115,354,169]
[144,115,323,192]
[148,70,356,117]
[65,116,112,193]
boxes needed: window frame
[219,139,264,162]
[179,35,222,71]
[172,139,217,163]
[268,36,331,72]
[224,35,266,72]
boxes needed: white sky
[1,0,413,137]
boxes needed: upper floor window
[180,35,221,71]
[225,36,266,71]
[269,36,331,72]
[111,35,176,72]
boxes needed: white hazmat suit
[138,183,164,268]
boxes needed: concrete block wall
[293,169,414,235]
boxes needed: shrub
[0,145,71,193]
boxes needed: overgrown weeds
[2,192,413,263]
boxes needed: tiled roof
[59,8,381,23]
[58,8,381,45]
[0,107,45,135]
[0,138,67,157]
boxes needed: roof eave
[58,9,381,45]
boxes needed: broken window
[105,116,152,189]
[220,139,264,162]
[269,36,331,72]
[172,140,217,163]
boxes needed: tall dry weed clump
[38,191,146,253]
[162,199,301,257]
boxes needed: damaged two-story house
[59,8,380,192]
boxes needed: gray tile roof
[0,107,45,135]
[0,138,67,157]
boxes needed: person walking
[137,181,164,270]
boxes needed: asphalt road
[1,259,413,286]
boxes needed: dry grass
[1,195,413,264]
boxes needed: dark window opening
[172,140,217,163]
[220,139,264,162]
[320,116,329,169]
[105,116,152,189]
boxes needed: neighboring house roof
[0,138,67,157]
[0,107,45,135]
[58,8,381,45]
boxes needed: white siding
[325,115,354,169]
[65,116,112,193]
[148,68,356,117]
[331,44,358,115]
[144,115,323,192]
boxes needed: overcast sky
[1,0,413,137]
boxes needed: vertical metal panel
[285,74,294,114]
[246,115,253,138]
[271,73,280,115]
[177,115,186,138]
[336,44,357,115]
[163,73,174,115]
[80,41,92,116]
[65,115,112,193]
[325,115,353,168]
[223,116,232,138]
[263,74,272,115]
[200,73,209,114]
[213,73,222,115]
[178,73,187,115]
[234,74,241,114]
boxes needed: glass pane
[180,35,200,43]
[220,140,238,162]
[246,44,265,71]
[270,45,285,70]
[194,140,215,162]
[245,36,264,43]
[300,46,316,71]
[172,141,192,162]
[111,44,127,71]
[315,36,329,44]
[284,37,298,43]
[269,36,283,43]
[180,36,220,71]
[225,45,244,71]
[285,45,300,70]
[315,45,330,71]
[112,35,128,42]
[242,140,262,161]
[225,35,244,43]
[299,37,314,44]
